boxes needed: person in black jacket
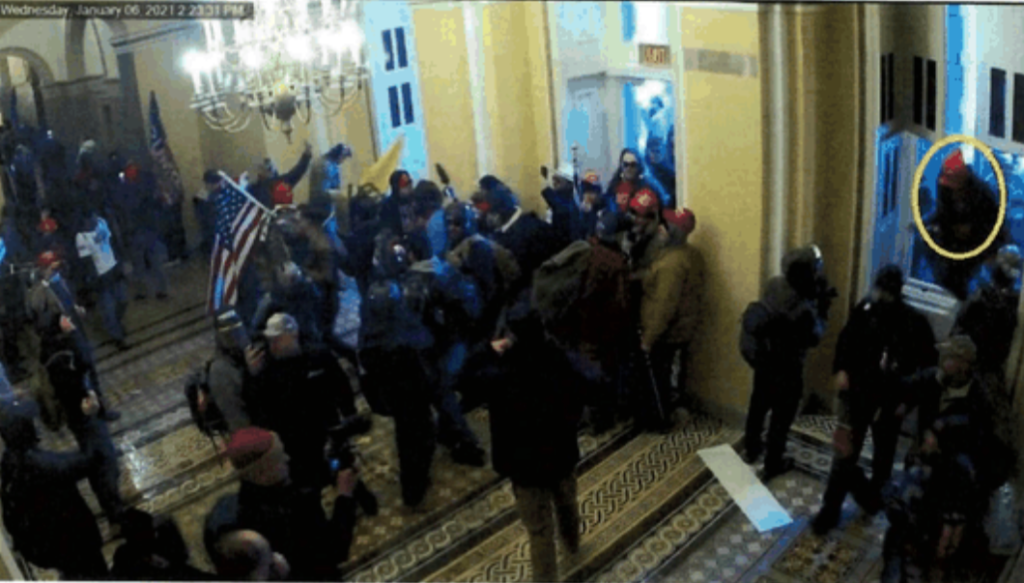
[359,231,439,506]
[41,328,126,522]
[486,303,584,582]
[813,265,936,535]
[0,398,109,580]
[205,427,357,581]
[475,185,562,296]
[742,245,832,480]
[247,142,314,209]
[243,313,362,492]
[378,169,415,236]
[344,188,383,295]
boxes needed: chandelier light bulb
[184,51,205,74]
[241,48,263,69]
[338,20,364,58]
[285,36,314,61]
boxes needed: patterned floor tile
[423,418,734,583]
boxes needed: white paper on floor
[698,444,792,533]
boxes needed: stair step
[93,302,206,364]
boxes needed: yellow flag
[360,135,406,194]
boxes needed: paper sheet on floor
[698,444,792,533]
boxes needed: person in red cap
[28,249,120,422]
[625,187,673,432]
[920,148,1009,300]
[640,207,705,416]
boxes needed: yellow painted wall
[800,5,866,407]
[481,2,553,214]
[679,8,764,420]
[413,4,478,198]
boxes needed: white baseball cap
[264,313,299,337]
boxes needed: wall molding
[682,48,758,78]
[109,22,199,55]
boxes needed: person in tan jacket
[640,208,704,414]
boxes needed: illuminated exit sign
[639,44,671,67]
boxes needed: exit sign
[640,44,671,67]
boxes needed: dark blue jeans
[69,415,123,519]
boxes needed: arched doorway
[0,48,55,128]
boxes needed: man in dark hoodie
[813,265,936,535]
[741,244,832,480]
[485,302,584,582]
[476,185,561,296]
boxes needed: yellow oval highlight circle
[911,134,1008,261]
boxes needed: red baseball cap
[223,427,276,470]
[938,149,969,189]
[37,250,60,269]
[662,207,696,235]
[628,188,660,216]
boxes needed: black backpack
[739,301,779,368]
[184,359,228,438]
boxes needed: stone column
[116,51,147,160]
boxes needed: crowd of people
[0,115,1020,582]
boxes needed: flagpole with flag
[148,91,186,208]
[207,171,272,315]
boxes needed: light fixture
[186,0,368,143]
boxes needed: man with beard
[813,265,936,535]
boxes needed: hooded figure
[482,185,562,295]
[741,245,830,480]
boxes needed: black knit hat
[873,264,904,297]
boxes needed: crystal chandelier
[185,0,367,143]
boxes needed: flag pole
[217,171,273,215]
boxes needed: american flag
[148,91,185,206]
[207,180,269,314]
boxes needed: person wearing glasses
[604,148,667,215]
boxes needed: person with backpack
[740,244,833,480]
[812,265,936,535]
[190,309,257,440]
[0,397,109,580]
